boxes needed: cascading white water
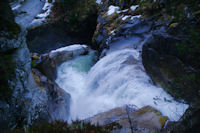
[56,45,188,122]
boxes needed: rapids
[56,45,188,122]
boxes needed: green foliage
[133,0,164,17]
[0,20,21,39]
[168,73,200,102]
[176,26,200,68]
[9,121,109,133]
[105,0,135,9]
[31,60,37,68]
[132,0,200,23]
[0,53,16,102]
[0,0,21,39]
[61,0,76,11]
[53,0,98,34]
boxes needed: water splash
[56,48,188,122]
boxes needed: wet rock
[32,68,70,121]
[142,31,199,103]
[142,23,200,133]
[166,105,200,133]
[117,18,153,37]
[86,105,168,133]
[37,44,89,81]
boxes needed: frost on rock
[107,5,120,15]
[130,5,139,11]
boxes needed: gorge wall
[0,1,70,131]
[1,0,200,132]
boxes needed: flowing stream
[56,42,188,122]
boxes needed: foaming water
[56,48,188,122]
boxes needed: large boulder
[86,105,168,133]
[36,44,89,81]
[142,29,200,103]
[142,23,200,132]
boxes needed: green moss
[169,23,179,28]
[159,116,168,128]
[31,60,37,68]
[135,106,161,116]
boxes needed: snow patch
[116,9,129,14]
[12,4,21,11]
[30,0,54,27]
[107,5,120,15]
[50,44,87,54]
[131,15,141,20]
[96,0,102,4]
[130,5,139,11]
[110,30,115,35]
[49,44,88,59]
[122,15,131,21]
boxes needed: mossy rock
[169,23,179,28]
[159,116,168,128]
[135,106,161,116]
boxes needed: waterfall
[56,43,188,122]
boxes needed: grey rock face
[142,30,199,102]
[0,30,49,131]
[32,68,71,122]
